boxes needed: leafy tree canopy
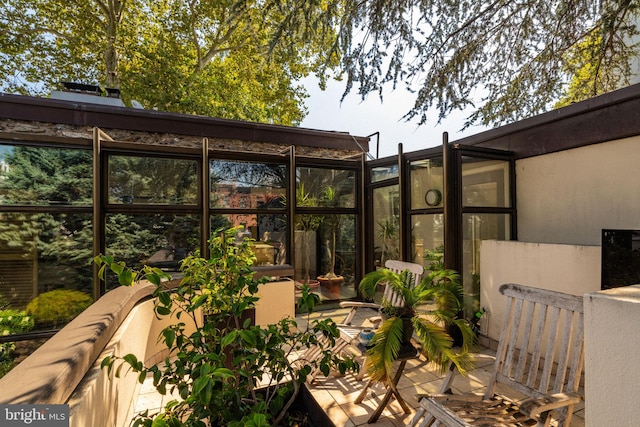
[271,0,640,128]
[0,0,336,126]
[2,1,639,130]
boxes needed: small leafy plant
[0,309,34,363]
[26,289,92,328]
[97,227,357,426]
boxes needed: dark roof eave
[452,83,640,159]
[0,93,369,152]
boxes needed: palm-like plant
[359,268,476,385]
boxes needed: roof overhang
[0,93,370,153]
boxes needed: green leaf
[150,416,169,427]
[221,330,238,347]
[239,329,256,346]
[158,291,172,307]
[163,329,175,347]
[192,376,210,397]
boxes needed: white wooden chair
[337,260,424,379]
[410,283,584,427]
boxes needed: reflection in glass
[296,167,356,208]
[410,158,444,209]
[105,213,200,280]
[0,145,92,206]
[372,185,399,267]
[210,160,286,209]
[108,155,198,205]
[0,212,93,312]
[294,214,357,301]
[461,158,510,207]
[371,164,398,183]
[462,213,511,313]
[210,213,288,266]
[411,214,444,268]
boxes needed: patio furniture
[410,283,584,427]
[358,346,419,423]
[336,260,424,379]
[293,333,352,384]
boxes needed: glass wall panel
[210,213,287,266]
[462,213,511,312]
[461,158,510,207]
[295,166,357,301]
[0,212,93,331]
[105,213,200,284]
[210,160,286,209]
[108,155,198,205]
[371,164,398,183]
[410,159,444,209]
[295,214,357,301]
[297,167,356,208]
[410,214,444,269]
[0,145,92,206]
[372,185,399,268]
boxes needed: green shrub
[26,290,92,328]
[0,309,34,363]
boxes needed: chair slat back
[487,284,584,408]
[383,260,424,307]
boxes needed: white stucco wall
[479,240,600,342]
[516,135,640,246]
[584,285,640,426]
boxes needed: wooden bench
[410,283,584,427]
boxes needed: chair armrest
[338,301,382,325]
[418,392,485,403]
[519,392,582,418]
[338,301,381,310]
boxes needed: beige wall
[479,240,600,342]
[516,135,640,246]
[68,297,195,427]
[585,286,640,426]
[254,279,295,326]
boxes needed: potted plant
[377,216,399,267]
[358,267,475,385]
[294,184,323,287]
[97,226,357,426]
[317,185,345,291]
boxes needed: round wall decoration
[425,189,442,207]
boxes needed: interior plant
[294,184,323,286]
[377,216,399,266]
[97,226,357,426]
[358,266,476,386]
[317,185,343,284]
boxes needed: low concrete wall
[0,281,163,405]
[67,294,193,427]
[0,277,295,427]
[479,240,600,342]
[584,285,640,426]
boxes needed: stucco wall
[584,285,640,426]
[516,135,640,246]
[479,240,600,342]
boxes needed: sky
[299,76,489,159]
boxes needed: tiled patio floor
[131,306,586,426]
